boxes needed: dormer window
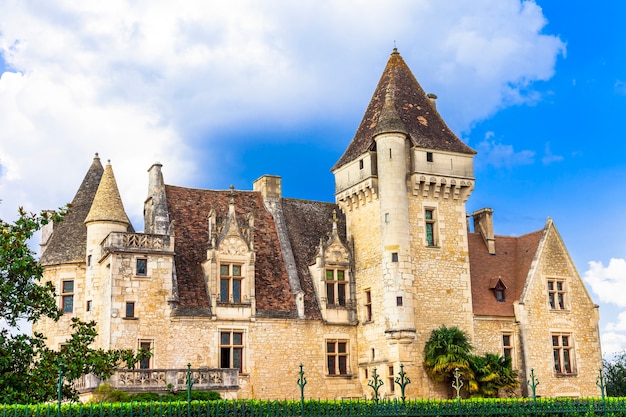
[326,269,347,306]
[490,278,507,302]
[220,263,243,303]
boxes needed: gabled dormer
[309,210,355,324]
[203,186,256,320]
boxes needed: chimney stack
[472,208,496,255]
[427,93,438,109]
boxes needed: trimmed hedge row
[3,397,626,417]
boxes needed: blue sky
[1,0,625,353]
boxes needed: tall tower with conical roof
[332,49,476,397]
[84,160,132,348]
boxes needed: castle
[36,49,602,399]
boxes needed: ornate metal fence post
[297,364,307,417]
[452,368,463,403]
[527,368,540,413]
[368,367,384,403]
[394,364,411,403]
[57,363,64,417]
[186,363,194,417]
[597,367,607,416]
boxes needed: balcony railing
[76,368,239,393]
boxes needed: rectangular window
[552,333,574,374]
[220,330,244,372]
[388,365,395,393]
[326,339,348,375]
[220,264,243,303]
[548,280,566,309]
[425,209,436,246]
[502,334,513,359]
[365,290,372,322]
[426,152,433,162]
[126,302,135,318]
[62,280,74,313]
[87,255,92,266]
[391,252,398,262]
[396,296,403,306]
[326,269,348,306]
[139,341,152,369]
[136,258,147,276]
[86,300,92,312]
[359,159,364,169]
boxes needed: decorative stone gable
[310,210,356,324]
[203,187,257,320]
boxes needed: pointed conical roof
[40,154,104,265]
[333,48,475,170]
[84,160,131,226]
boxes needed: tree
[423,325,474,390]
[0,208,145,404]
[469,352,518,397]
[423,325,518,398]
[604,351,626,396]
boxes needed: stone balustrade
[102,232,174,253]
[76,368,239,393]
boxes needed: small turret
[85,160,132,262]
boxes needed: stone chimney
[144,162,170,235]
[472,208,496,255]
[253,175,282,200]
[427,93,438,109]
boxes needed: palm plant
[423,325,474,390]
[469,352,518,397]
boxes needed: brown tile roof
[40,154,104,266]
[165,185,321,318]
[333,49,475,171]
[282,198,346,320]
[84,162,131,227]
[468,230,543,317]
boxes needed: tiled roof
[468,230,543,316]
[282,198,346,320]
[40,154,104,266]
[333,49,475,170]
[166,186,330,318]
[84,162,131,226]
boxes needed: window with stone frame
[502,333,513,360]
[326,339,349,375]
[219,263,243,303]
[136,258,148,276]
[61,280,74,313]
[364,289,372,322]
[388,365,395,393]
[424,208,437,246]
[125,301,135,318]
[547,279,567,310]
[220,330,244,372]
[552,333,575,375]
[138,340,153,369]
[326,268,348,307]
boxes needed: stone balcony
[76,368,239,397]
[102,232,175,254]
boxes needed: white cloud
[542,142,564,165]
[584,258,626,307]
[475,137,536,168]
[0,0,565,229]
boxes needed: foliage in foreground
[1,397,626,417]
[91,384,221,402]
[0,208,147,404]
[423,325,519,398]
[605,351,626,397]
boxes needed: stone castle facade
[36,49,602,399]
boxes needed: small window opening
[136,258,147,276]
[126,302,135,318]
[385,213,390,223]
[391,252,398,262]
[426,152,433,162]
[86,300,92,312]
[359,159,364,169]
[396,296,403,306]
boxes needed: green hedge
[3,397,626,417]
